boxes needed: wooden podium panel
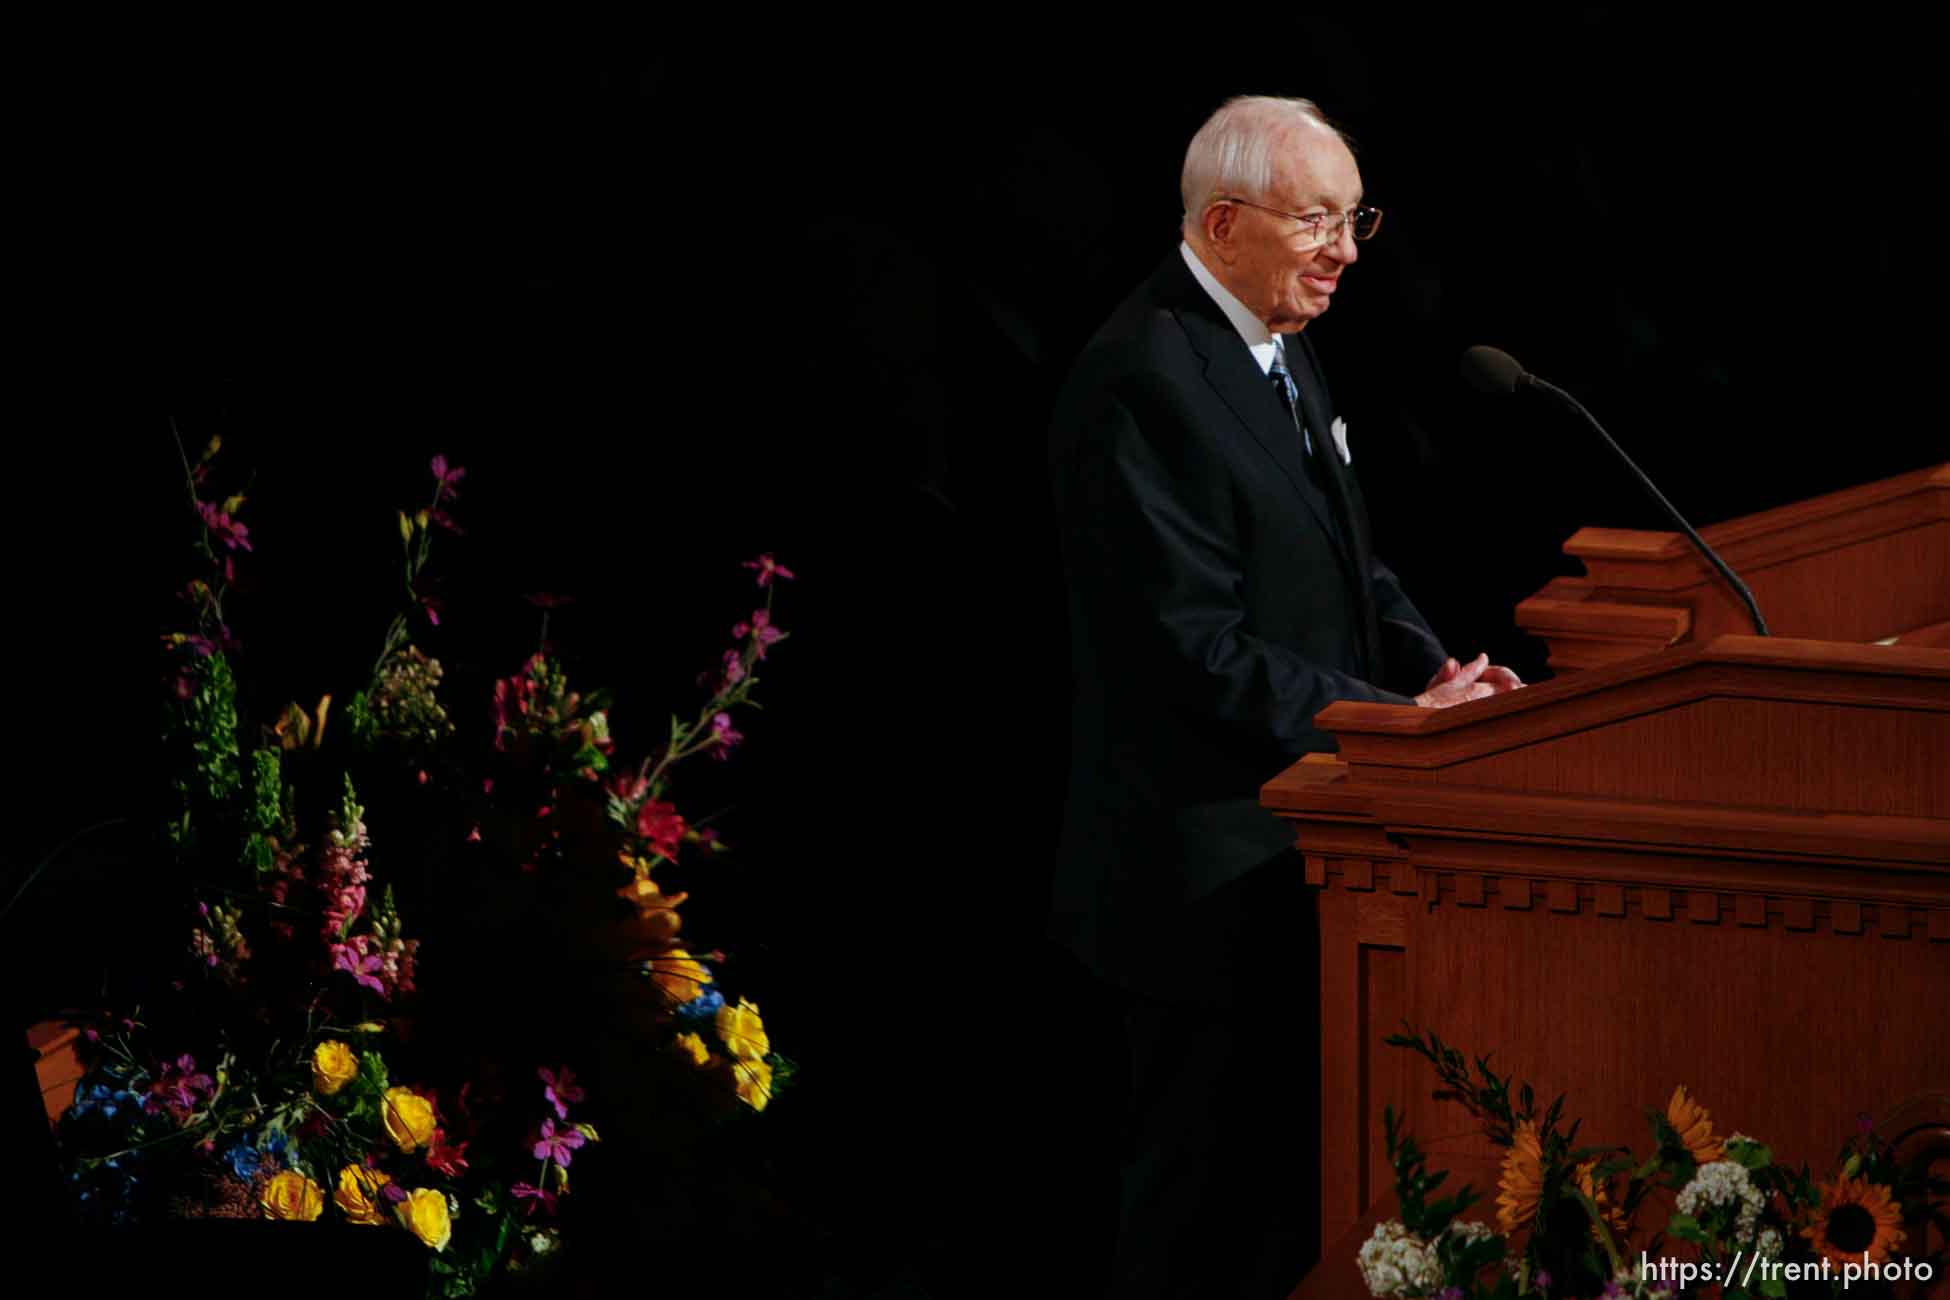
[1263,636,1950,1252]
[1516,464,1950,671]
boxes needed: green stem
[0,817,130,929]
[1574,1189,1625,1278]
[167,418,228,629]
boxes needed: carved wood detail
[1307,855,1946,941]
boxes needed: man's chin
[1272,303,1330,332]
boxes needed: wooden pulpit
[1516,463,1949,670]
[1270,466,1950,1295]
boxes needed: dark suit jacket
[1049,249,1448,999]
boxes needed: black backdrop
[14,17,1948,1296]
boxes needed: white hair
[1180,96,1352,235]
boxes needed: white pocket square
[1330,416,1351,465]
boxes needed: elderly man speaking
[1048,96,1521,1298]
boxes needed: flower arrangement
[53,431,798,1295]
[1352,1029,1947,1299]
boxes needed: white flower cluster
[1756,1226,1783,1259]
[1676,1160,1764,1240]
[1358,1219,1494,1297]
[1358,1220,1442,1297]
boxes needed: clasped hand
[1413,653,1523,709]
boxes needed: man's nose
[1324,219,1359,263]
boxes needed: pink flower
[607,771,648,804]
[196,501,253,552]
[709,712,743,760]
[511,1182,558,1217]
[323,883,367,937]
[539,1066,585,1120]
[532,1117,586,1168]
[741,553,795,587]
[424,506,464,536]
[492,673,534,749]
[145,1054,215,1118]
[731,608,784,659]
[331,941,388,996]
[430,454,466,497]
[721,649,746,687]
[635,801,686,861]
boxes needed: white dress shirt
[1179,241,1324,458]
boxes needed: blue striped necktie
[1269,344,1323,478]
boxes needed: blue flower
[71,1072,145,1123]
[225,1142,262,1180]
[674,988,725,1025]
[68,1082,112,1118]
[259,1129,290,1160]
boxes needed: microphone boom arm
[1523,374,1770,637]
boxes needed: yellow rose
[617,877,688,943]
[394,1187,452,1252]
[382,1087,438,1153]
[714,998,770,1063]
[673,1032,712,1068]
[311,1040,359,1096]
[647,947,713,1004]
[730,1058,773,1113]
[261,1170,325,1221]
[335,1164,392,1226]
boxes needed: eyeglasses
[1210,195,1383,247]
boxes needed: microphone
[1461,346,1769,637]
[1460,345,1528,395]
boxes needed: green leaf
[358,1049,390,1096]
[1727,1138,1772,1170]
[1665,1212,1708,1245]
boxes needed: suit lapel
[1291,331,1384,679]
[1287,334,1364,560]
[1147,251,1387,683]
[1154,257,1346,556]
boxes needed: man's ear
[1200,203,1238,264]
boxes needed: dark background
[12,16,1947,1297]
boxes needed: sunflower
[1576,1158,1632,1242]
[1802,1176,1906,1266]
[1497,1119,1545,1235]
[1666,1085,1725,1165]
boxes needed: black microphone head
[1460,345,1528,395]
